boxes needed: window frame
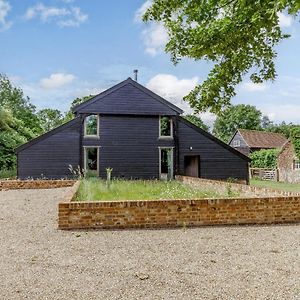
[233,140,241,147]
[84,114,100,138]
[294,159,300,170]
[159,116,173,138]
[158,147,174,179]
[83,146,100,176]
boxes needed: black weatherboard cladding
[177,118,249,181]
[17,118,81,179]
[16,77,249,181]
[83,115,174,179]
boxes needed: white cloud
[24,3,88,27]
[278,12,292,28]
[147,74,199,112]
[142,23,168,56]
[241,81,268,92]
[0,0,12,31]
[134,0,152,23]
[260,104,300,123]
[40,73,76,89]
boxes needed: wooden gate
[250,168,279,181]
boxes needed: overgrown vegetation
[74,179,235,201]
[0,168,16,179]
[250,149,279,168]
[290,127,300,160]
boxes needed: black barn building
[16,78,250,182]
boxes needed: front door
[184,155,200,177]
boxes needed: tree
[265,121,297,139]
[37,109,64,132]
[0,108,35,170]
[0,74,42,135]
[64,95,93,122]
[0,75,40,171]
[183,114,209,131]
[143,1,300,114]
[213,104,268,142]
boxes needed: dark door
[184,155,200,177]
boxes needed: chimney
[133,69,138,81]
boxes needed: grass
[74,178,235,201]
[0,169,16,179]
[250,179,300,193]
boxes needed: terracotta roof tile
[238,129,288,149]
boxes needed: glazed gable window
[159,116,173,137]
[233,140,241,147]
[84,115,99,137]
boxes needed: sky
[0,0,300,127]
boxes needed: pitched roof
[236,129,288,149]
[72,77,183,115]
[179,117,250,162]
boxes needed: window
[84,147,99,176]
[233,140,241,147]
[159,116,173,137]
[84,115,99,137]
[294,160,300,170]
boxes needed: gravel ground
[0,188,299,300]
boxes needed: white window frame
[294,160,300,170]
[159,147,174,179]
[84,114,100,138]
[233,140,241,147]
[159,116,173,138]
[83,146,100,176]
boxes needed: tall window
[160,116,172,137]
[84,115,99,136]
[294,160,300,170]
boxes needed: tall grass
[75,178,229,201]
[0,169,16,179]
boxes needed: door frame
[158,147,174,179]
[83,146,100,176]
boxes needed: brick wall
[0,179,76,191]
[278,141,300,183]
[58,178,300,229]
[176,175,300,197]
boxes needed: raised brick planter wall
[0,180,76,191]
[58,178,300,230]
[176,175,300,197]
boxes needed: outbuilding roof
[235,129,288,149]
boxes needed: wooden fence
[250,168,279,181]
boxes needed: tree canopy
[37,108,64,132]
[183,114,209,131]
[143,0,300,114]
[213,104,269,142]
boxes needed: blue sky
[0,0,299,126]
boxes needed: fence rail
[250,168,279,181]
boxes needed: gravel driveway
[0,187,299,300]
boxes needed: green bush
[250,149,279,168]
[291,127,300,160]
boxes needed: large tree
[0,75,41,171]
[213,104,268,142]
[143,1,300,113]
[64,95,93,122]
[0,74,42,135]
[183,114,209,131]
[37,108,64,132]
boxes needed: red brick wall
[0,180,76,191]
[58,196,300,230]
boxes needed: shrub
[250,149,279,168]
